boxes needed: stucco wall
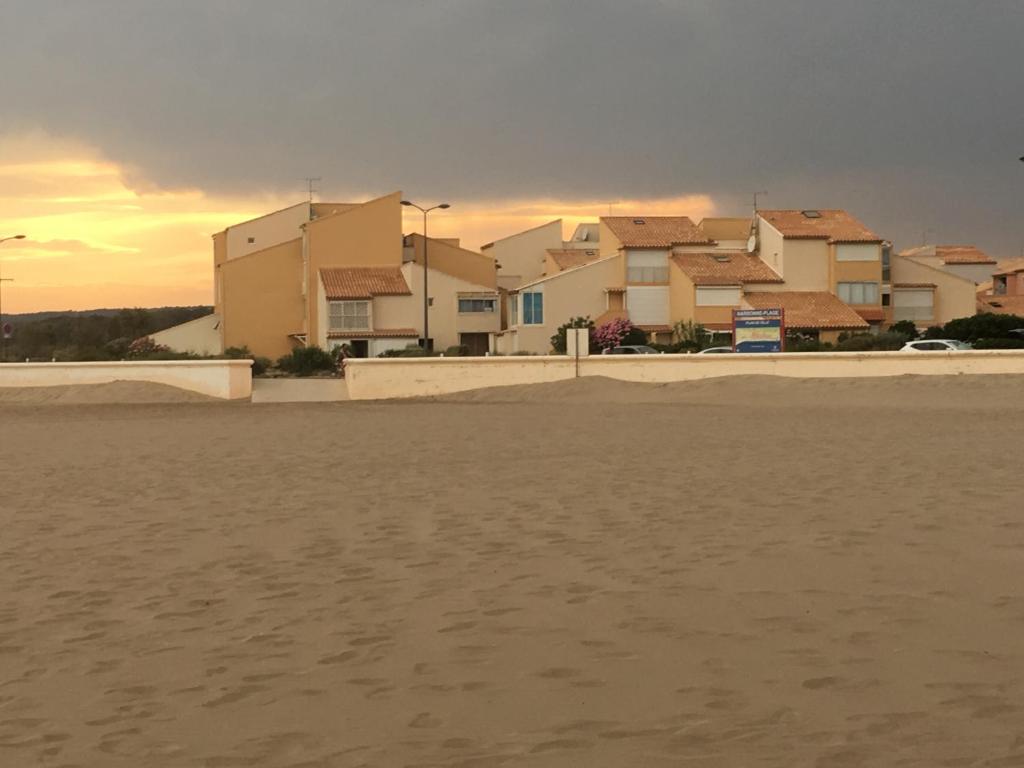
[396,263,500,350]
[345,351,1024,400]
[306,191,404,344]
[213,231,227,315]
[0,360,252,400]
[225,202,310,261]
[405,234,497,288]
[150,313,223,356]
[220,238,305,359]
[891,254,977,325]
[512,256,622,353]
[484,220,562,290]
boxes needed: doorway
[459,333,490,356]
[350,339,369,358]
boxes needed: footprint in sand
[408,712,442,728]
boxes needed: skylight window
[633,218,646,225]
[801,210,822,219]
[713,255,731,263]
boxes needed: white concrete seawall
[0,360,253,400]
[345,351,1024,400]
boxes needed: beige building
[897,244,997,285]
[977,258,1024,317]
[161,192,499,359]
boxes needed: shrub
[444,345,471,357]
[833,332,909,352]
[888,320,918,339]
[276,345,337,376]
[251,356,271,375]
[922,325,946,339]
[223,345,253,359]
[593,317,646,351]
[942,313,1024,342]
[550,316,595,354]
[379,345,434,358]
[971,337,1024,350]
[672,319,709,352]
[125,336,171,359]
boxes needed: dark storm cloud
[2,0,1023,253]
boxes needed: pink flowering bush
[592,317,646,350]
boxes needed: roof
[854,307,886,322]
[978,294,1024,316]
[697,217,752,242]
[516,254,620,291]
[994,257,1024,276]
[480,219,561,250]
[935,245,996,265]
[319,267,412,299]
[601,216,711,248]
[327,329,418,339]
[893,282,936,289]
[547,248,602,272]
[743,291,870,330]
[758,210,881,243]
[671,252,782,286]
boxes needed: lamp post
[400,200,450,352]
[0,235,26,362]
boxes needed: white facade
[150,313,223,356]
[696,287,743,307]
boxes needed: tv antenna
[753,190,768,213]
[304,177,322,203]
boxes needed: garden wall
[344,351,1024,400]
[0,360,253,400]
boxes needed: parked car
[697,346,734,354]
[1008,329,1024,339]
[900,339,973,351]
[604,345,659,355]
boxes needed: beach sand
[0,375,1022,766]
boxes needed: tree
[887,320,918,339]
[672,319,708,352]
[550,316,594,354]
[942,313,1024,342]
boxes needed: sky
[1,0,1022,312]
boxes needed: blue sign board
[733,308,785,353]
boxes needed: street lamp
[401,201,450,352]
[0,235,26,362]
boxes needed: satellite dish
[747,234,758,253]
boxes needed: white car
[604,345,659,355]
[900,339,973,352]
[697,346,734,354]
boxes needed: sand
[0,375,1022,766]
[0,380,215,405]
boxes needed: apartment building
[157,192,499,359]
[977,258,1024,317]
[897,244,997,285]
[482,220,601,290]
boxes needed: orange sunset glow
[0,133,717,313]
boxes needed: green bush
[834,332,909,352]
[444,345,471,357]
[888,320,918,339]
[971,337,1024,350]
[922,325,946,339]
[276,345,337,376]
[943,313,1024,342]
[224,345,271,375]
[550,316,595,354]
[379,345,434,358]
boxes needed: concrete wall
[220,238,305,359]
[0,360,252,400]
[891,254,977,325]
[225,202,310,261]
[345,351,1024,400]
[150,313,223,356]
[484,220,563,290]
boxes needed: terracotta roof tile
[935,245,996,265]
[893,282,936,289]
[854,307,886,322]
[320,267,411,299]
[602,216,711,248]
[994,257,1024,276]
[744,291,870,330]
[671,252,782,286]
[759,209,881,243]
[327,328,418,338]
[547,248,602,271]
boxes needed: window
[696,287,742,307]
[458,297,497,313]
[522,291,544,325]
[835,244,880,262]
[328,300,370,332]
[837,282,880,305]
[626,251,669,283]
